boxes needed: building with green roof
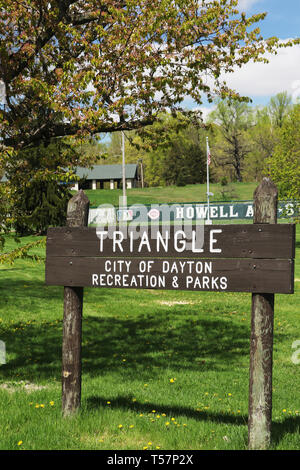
[1,164,139,190]
[72,164,138,190]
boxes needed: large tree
[208,98,253,182]
[268,91,292,129]
[0,0,298,152]
[267,104,300,201]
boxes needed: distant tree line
[103,92,299,201]
[0,93,299,241]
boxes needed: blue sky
[247,0,300,39]
[186,0,300,118]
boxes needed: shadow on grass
[0,290,252,382]
[0,315,250,380]
[0,277,293,383]
[1,278,299,445]
[0,281,291,384]
[271,416,300,447]
[86,395,300,446]
[86,394,247,426]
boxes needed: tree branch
[3,116,157,149]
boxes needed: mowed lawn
[83,182,257,207]
[0,221,299,450]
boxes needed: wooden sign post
[248,178,278,450]
[61,190,89,417]
[45,179,295,448]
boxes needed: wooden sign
[46,224,295,259]
[47,181,295,451]
[45,224,295,294]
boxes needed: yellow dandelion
[143,446,148,450]
[118,424,123,429]
[49,401,54,406]
[282,409,287,413]
[148,441,152,446]
[165,421,170,426]
[106,401,111,405]
[129,425,134,429]
[17,441,23,446]
[162,413,166,417]
[152,410,156,413]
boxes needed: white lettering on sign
[91,259,228,291]
[104,260,132,272]
[138,232,151,252]
[156,230,169,252]
[219,206,228,218]
[174,230,186,252]
[96,230,108,251]
[113,231,124,252]
[176,207,184,218]
[162,261,212,274]
[96,229,223,255]
[246,205,253,218]
[173,204,252,220]
[209,229,222,253]
[186,275,228,290]
[229,206,238,218]
[195,206,208,219]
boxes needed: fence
[88,200,300,225]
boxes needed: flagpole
[121,131,127,208]
[206,137,212,225]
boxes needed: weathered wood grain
[46,223,295,260]
[45,257,294,294]
[248,178,277,450]
[62,190,89,417]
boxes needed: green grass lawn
[83,182,257,207]
[0,223,299,450]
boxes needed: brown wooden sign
[46,224,295,259]
[46,181,296,450]
[46,224,295,294]
[46,256,294,293]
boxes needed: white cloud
[219,42,300,101]
[237,0,262,11]
[194,41,300,107]
[193,105,216,122]
[184,41,300,117]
